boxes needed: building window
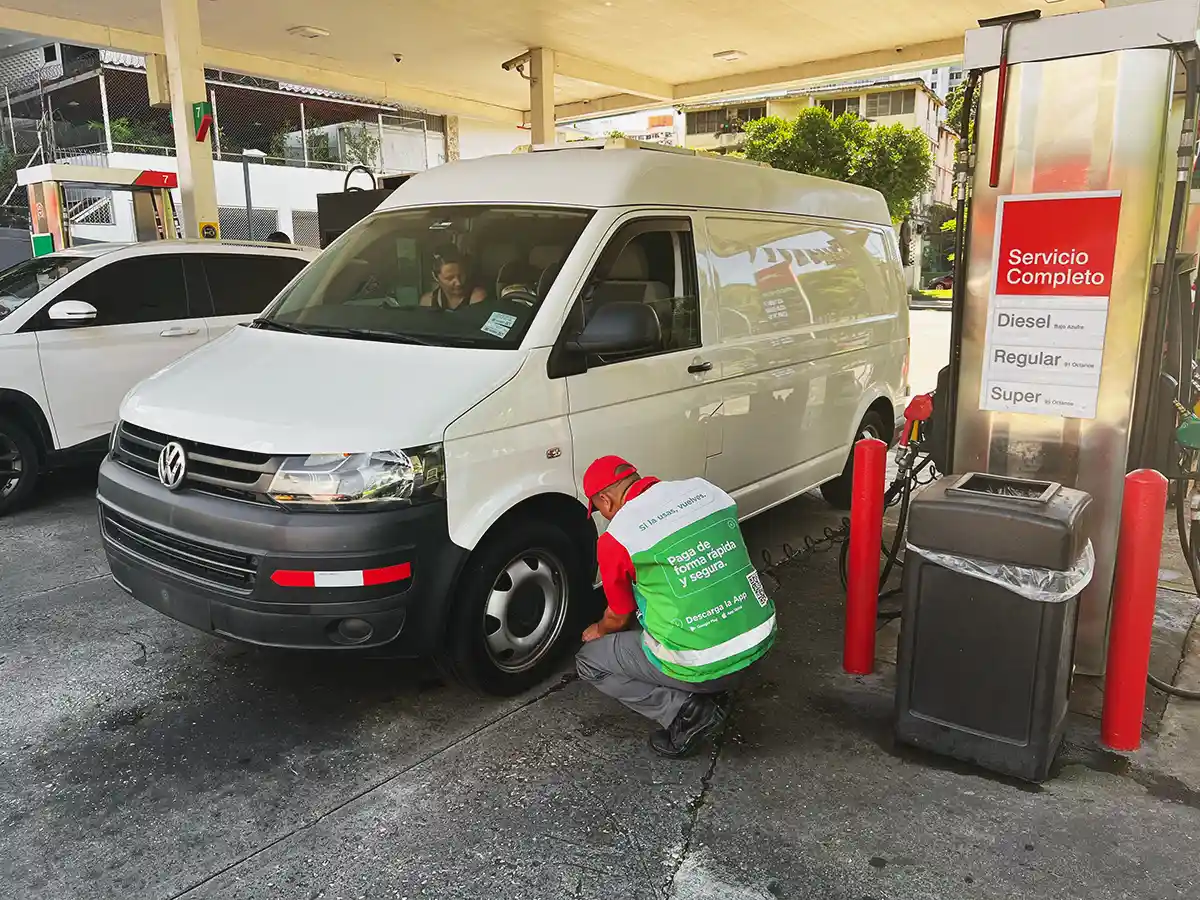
[736,105,766,123]
[686,109,726,135]
[865,89,915,118]
[43,45,58,63]
[819,97,861,118]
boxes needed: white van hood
[120,326,525,454]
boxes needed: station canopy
[0,0,1102,124]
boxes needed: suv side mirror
[569,301,660,355]
[47,300,98,326]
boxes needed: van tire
[0,416,40,517]
[820,410,888,510]
[443,517,594,696]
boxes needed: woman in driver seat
[420,246,487,310]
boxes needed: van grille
[113,421,280,505]
[101,506,257,592]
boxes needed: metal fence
[95,66,442,173]
[0,52,447,244]
[218,206,280,242]
[291,209,319,248]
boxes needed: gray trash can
[894,473,1093,782]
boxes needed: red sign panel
[133,170,178,189]
[994,193,1122,296]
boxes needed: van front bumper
[97,457,467,653]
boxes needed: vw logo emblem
[157,441,187,491]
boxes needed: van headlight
[267,443,445,510]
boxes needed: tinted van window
[202,254,308,316]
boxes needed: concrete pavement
[2,463,1200,899]
[3,310,1200,898]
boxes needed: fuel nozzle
[1174,399,1200,452]
[899,394,935,447]
[894,393,935,470]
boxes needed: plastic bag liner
[905,540,1095,604]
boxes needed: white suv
[0,240,318,514]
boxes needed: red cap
[584,455,638,514]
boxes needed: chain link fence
[0,51,448,247]
[291,209,319,248]
[218,205,280,242]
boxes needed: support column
[98,71,114,153]
[529,48,555,146]
[445,116,460,162]
[160,0,218,238]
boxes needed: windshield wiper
[303,326,436,346]
[250,318,309,334]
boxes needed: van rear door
[701,215,905,507]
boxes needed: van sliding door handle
[688,361,713,374]
[160,326,199,337]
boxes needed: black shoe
[649,695,727,759]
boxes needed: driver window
[582,219,700,365]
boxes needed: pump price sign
[979,191,1122,419]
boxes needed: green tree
[342,122,381,168]
[743,106,932,220]
[89,117,171,150]
[267,122,299,162]
[850,122,934,221]
[945,83,975,142]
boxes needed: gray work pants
[575,630,744,728]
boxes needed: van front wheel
[820,410,888,509]
[444,518,593,696]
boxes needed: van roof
[381,143,893,227]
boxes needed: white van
[97,143,909,694]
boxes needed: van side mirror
[47,300,98,326]
[569,301,660,355]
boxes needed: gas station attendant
[575,456,777,758]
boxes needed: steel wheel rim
[0,432,23,499]
[483,549,569,674]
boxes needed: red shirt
[596,477,661,616]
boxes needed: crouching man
[576,456,776,758]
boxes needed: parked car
[0,240,318,514]
[97,145,909,694]
[927,273,953,290]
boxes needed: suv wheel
[0,416,39,516]
[820,410,888,510]
[444,517,594,696]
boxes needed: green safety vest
[606,477,776,682]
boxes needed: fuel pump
[17,163,181,254]
[930,0,1200,678]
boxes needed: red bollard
[844,437,888,675]
[1101,468,1169,752]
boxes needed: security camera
[393,53,403,63]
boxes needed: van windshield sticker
[481,311,518,338]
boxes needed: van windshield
[0,255,89,321]
[260,205,593,348]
